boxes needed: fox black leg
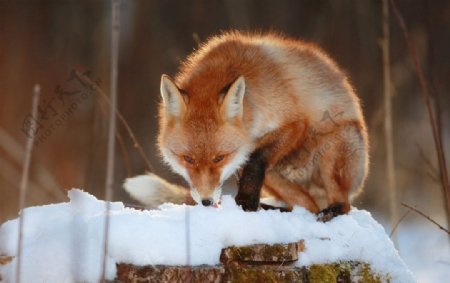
[235,148,267,211]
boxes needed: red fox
[125,31,368,218]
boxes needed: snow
[0,189,415,283]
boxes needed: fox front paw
[235,193,260,211]
[260,203,291,212]
[317,203,349,222]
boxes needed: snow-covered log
[0,189,415,282]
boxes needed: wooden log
[112,242,386,283]
[115,264,224,283]
[113,261,385,283]
[220,242,302,264]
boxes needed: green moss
[284,271,294,282]
[359,263,387,283]
[309,264,340,283]
[227,266,304,283]
[307,262,387,283]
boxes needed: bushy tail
[123,173,193,208]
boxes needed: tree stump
[112,241,386,283]
[116,264,224,283]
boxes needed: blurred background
[0,0,449,281]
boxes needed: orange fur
[158,31,369,212]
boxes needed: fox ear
[221,76,246,120]
[160,75,186,118]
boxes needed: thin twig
[390,210,410,238]
[116,131,133,177]
[73,71,154,173]
[101,0,120,281]
[416,144,440,183]
[436,259,450,266]
[16,85,40,283]
[93,93,133,177]
[381,0,398,243]
[423,1,445,148]
[390,0,450,232]
[401,203,449,235]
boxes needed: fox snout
[201,199,213,206]
[190,184,222,207]
[182,171,230,206]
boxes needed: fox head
[157,75,252,206]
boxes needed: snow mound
[0,189,415,282]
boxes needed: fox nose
[201,199,212,206]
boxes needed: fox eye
[213,154,225,163]
[183,155,195,164]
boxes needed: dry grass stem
[382,0,398,243]
[16,85,40,283]
[101,0,120,281]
